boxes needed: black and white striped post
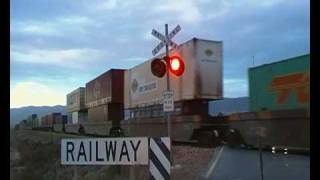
[149,137,171,180]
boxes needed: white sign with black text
[61,137,148,165]
[163,91,174,112]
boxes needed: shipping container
[26,114,38,128]
[71,111,88,124]
[41,116,46,126]
[88,103,123,122]
[66,87,86,112]
[124,38,223,109]
[249,54,310,111]
[42,113,63,125]
[67,112,72,124]
[86,69,125,107]
[62,115,68,124]
[53,113,63,124]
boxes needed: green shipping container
[249,54,309,112]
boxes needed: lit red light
[170,58,180,71]
[169,56,184,76]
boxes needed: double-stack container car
[66,87,87,124]
[121,38,223,141]
[228,54,310,148]
[26,114,39,129]
[86,69,125,123]
[124,38,223,118]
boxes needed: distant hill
[10,105,67,127]
[208,97,249,116]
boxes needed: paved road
[202,146,309,180]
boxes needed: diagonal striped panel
[150,138,171,171]
[150,147,170,179]
[150,160,164,180]
[149,137,171,180]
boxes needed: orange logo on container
[270,72,309,104]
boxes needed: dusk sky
[10,0,310,108]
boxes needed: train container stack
[70,69,125,135]
[122,38,223,141]
[62,115,68,124]
[66,87,87,124]
[249,54,309,112]
[18,120,28,130]
[26,114,39,129]
[226,54,310,149]
[85,69,125,123]
[40,116,45,127]
[124,38,223,119]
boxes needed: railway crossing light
[151,58,167,78]
[151,56,185,78]
[168,56,185,76]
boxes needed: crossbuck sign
[151,25,181,56]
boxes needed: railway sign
[151,25,181,56]
[61,136,172,179]
[163,91,174,112]
[61,137,149,165]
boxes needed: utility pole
[165,24,171,140]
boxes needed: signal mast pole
[165,24,172,142]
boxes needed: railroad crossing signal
[151,25,181,56]
[151,55,185,78]
[150,24,181,158]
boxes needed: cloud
[11,16,95,37]
[11,48,108,69]
[12,22,60,36]
[94,0,118,11]
[10,82,67,108]
[152,0,202,24]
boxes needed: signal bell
[151,58,166,78]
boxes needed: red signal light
[171,58,180,71]
[169,56,184,76]
[151,58,166,78]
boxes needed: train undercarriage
[30,108,309,150]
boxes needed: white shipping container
[72,112,78,124]
[124,38,223,109]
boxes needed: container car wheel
[109,127,124,137]
[197,130,219,147]
[226,129,246,148]
[78,124,85,135]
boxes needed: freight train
[21,38,310,149]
